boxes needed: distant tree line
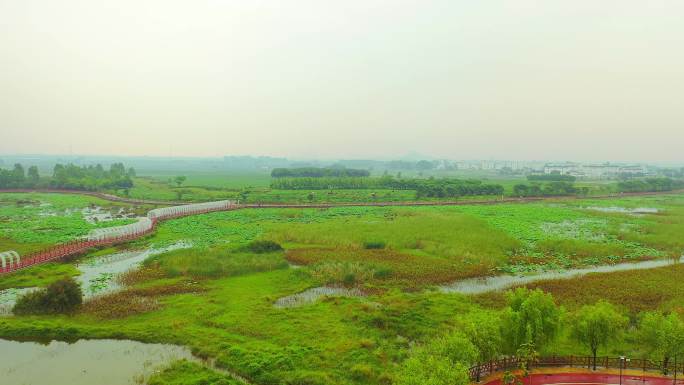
[51,163,135,191]
[386,160,440,171]
[513,181,585,197]
[0,162,136,191]
[0,164,40,188]
[527,173,576,182]
[271,175,505,198]
[660,168,684,178]
[271,177,379,190]
[271,167,370,178]
[414,179,504,198]
[616,177,683,193]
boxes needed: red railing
[469,355,684,381]
[0,201,239,275]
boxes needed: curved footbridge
[0,200,238,275]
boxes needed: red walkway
[485,373,682,385]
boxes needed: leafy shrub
[244,240,283,253]
[363,241,386,249]
[373,268,393,279]
[13,277,83,315]
[343,273,357,286]
[11,291,46,315]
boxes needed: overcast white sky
[1,1,683,162]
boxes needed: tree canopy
[395,331,475,385]
[570,301,628,369]
[502,288,562,353]
[638,312,684,374]
[271,167,370,178]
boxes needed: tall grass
[144,246,288,279]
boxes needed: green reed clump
[243,240,283,253]
[363,240,386,249]
[13,277,82,315]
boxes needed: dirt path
[2,188,682,209]
[0,189,186,206]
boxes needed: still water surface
[0,338,194,385]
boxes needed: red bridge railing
[469,355,684,382]
[0,201,239,275]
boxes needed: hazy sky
[1,1,683,161]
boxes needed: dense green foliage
[271,177,381,190]
[527,173,577,182]
[512,181,583,197]
[51,163,135,191]
[617,177,683,193]
[570,301,628,369]
[0,164,40,188]
[12,277,82,315]
[502,288,561,353]
[414,179,504,198]
[395,333,474,385]
[243,240,283,253]
[271,175,506,199]
[0,162,137,191]
[638,312,684,374]
[271,167,370,178]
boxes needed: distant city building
[543,162,650,179]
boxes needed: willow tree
[638,312,684,374]
[502,288,562,354]
[571,301,628,370]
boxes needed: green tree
[638,312,684,374]
[571,301,627,370]
[396,349,470,385]
[516,342,539,385]
[396,330,476,385]
[502,370,522,385]
[464,311,502,381]
[12,163,25,184]
[174,175,187,187]
[27,165,39,183]
[428,331,478,366]
[502,288,561,353]
[13,277,82,315]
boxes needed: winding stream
[439,256,684,294]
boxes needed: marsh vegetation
[1,190,683,384]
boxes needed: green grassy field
[112,170,628,204]
[1,192,683,384]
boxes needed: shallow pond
[0,338,194,385]
[440,256,684,294]
[77,241,191,296]
[40,205,138,224]
[274,286,364,308]
[584,206,659,215]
